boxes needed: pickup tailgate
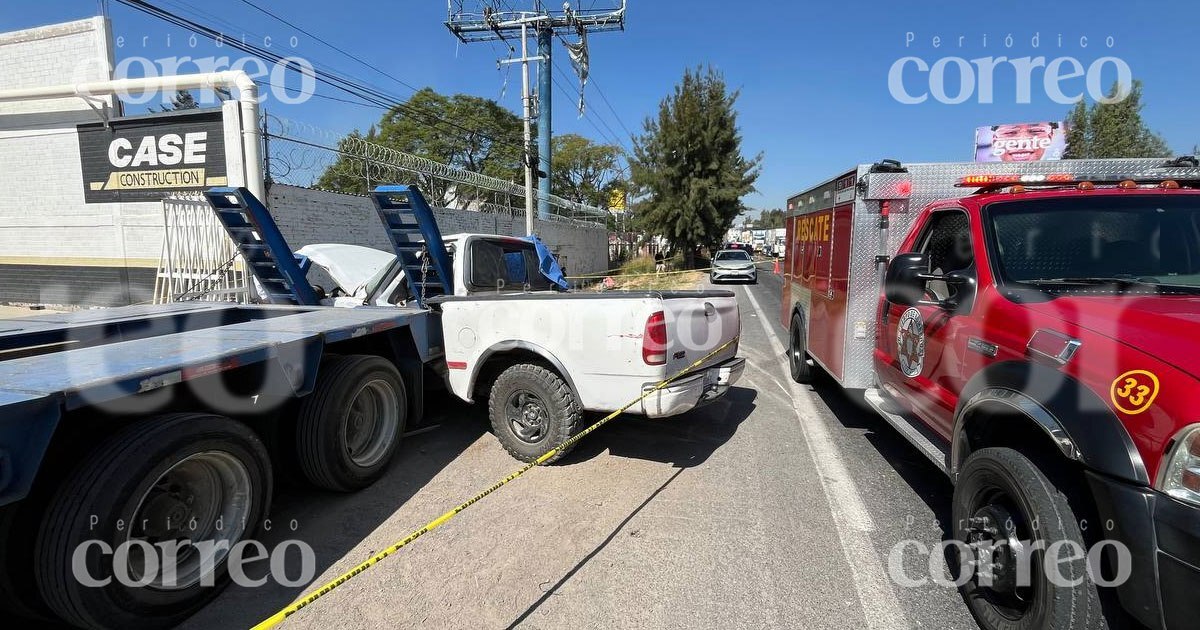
[660,290,739,375]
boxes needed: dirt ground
[0,305,67,318]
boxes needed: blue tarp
[528,235,570,290]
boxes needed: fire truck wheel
[789,315,812,383]
[296,355,408,492]
[489,363,581,464]
[952,448,1104,630]
[34,414,272,630]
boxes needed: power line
[113,0,530,163]
[586,75,634,140]
[549,30,634,142]
[549,57,623,149]
[235,0,425,95]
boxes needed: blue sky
[5,1,1200,212]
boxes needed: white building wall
[0,17,167,305]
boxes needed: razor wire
[264,115,609,225]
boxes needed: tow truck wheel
[952,448,1104,630]
[34,414,272,630]
[488,363,581,464]
[789,315,812,383]
[295,355,408,492]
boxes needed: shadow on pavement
[805,370,955,534]
[179,389,487,630]
[503,467,686,629]
[501,387,756,626]
[562,385,758,468]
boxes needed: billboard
[77,108,228,203]
[974,121,1067,163]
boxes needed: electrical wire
[112,0,530,163]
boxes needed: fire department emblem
[896,308,926,378]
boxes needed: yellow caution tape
[566,260,777,281]
[250,335,740,629]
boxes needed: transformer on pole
[446,1,626,233]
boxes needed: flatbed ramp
[0,304,433,412]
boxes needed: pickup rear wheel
[34,413,271,630]
[295,355,407,492]
[789,315,812,383]
[488,364,580,464]
[952,448,1104,630]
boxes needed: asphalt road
[182,273,979,630]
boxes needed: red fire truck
[782,157,1200,630]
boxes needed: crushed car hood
[295,244,396,295]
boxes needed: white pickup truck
[301,233,745,462]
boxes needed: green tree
[551,134,626,208]
[317,88,523,205]
[755,208,784,229]
[1062,100,1089,159]
[1062,80,1171,159]
[630,66,760,268]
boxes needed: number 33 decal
[1110,370,1160,415]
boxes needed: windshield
[988,196,1200,292]
[716,251,752,262]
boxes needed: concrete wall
[267,185,609,278]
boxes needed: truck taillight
[643,311,668,365]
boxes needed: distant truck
[783,158,1200,630]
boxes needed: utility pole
[498,23,540,234]
[536,26,553,222]
[446,1,626,232]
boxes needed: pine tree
[630,66,760,268]
[1062,80,1171,159]
[1063,101,1089,159]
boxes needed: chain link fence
[262,115,609,226]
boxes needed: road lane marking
[740,284,909,629]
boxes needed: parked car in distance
[711,249,758,284]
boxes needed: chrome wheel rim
[345,378,401,468]
[128,451,253,590]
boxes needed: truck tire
[296,355,407,492]
[488,364,581,464]
[789,315,813,383]
[952,448,1104,630]
[34,413,272,630]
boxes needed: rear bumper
[1087,472,1200,629]
[639,357,745,418]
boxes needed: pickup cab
[305,232,745,463]
[783,159,1200,630]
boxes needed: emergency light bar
[957,172,1200,193]
[957,173,1076,187]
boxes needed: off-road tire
[953,447,1105,630]
[488,364,581,464]
[296,355,407,492]
[34,414,272,630]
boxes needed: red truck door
[880,209,981,438]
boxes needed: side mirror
[884,253,930,306]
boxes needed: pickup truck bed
[434,288,742,416]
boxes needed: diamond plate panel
[788,157,1198,389]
